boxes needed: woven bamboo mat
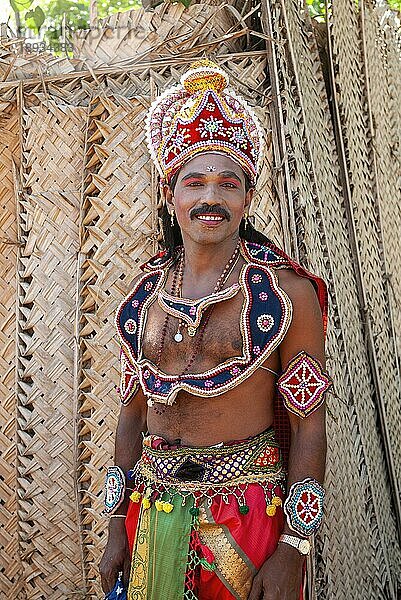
[263,4,378,595]
[79,91,157,591]
[262,1,401,598]
[376,14,401,366]
[72,2,247,67]
[16,99,88,599]
[0,0,400,598]
[329,3,401,592]
[0,98,23,597]
[0,36,85,82]
[361,2,401,437]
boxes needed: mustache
[190,204,231,221]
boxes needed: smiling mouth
[195,214,225,223]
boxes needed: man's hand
[99,520,131,595]
[99,387,147,594]
[248,544,304,600]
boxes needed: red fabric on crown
[161,90,258,185]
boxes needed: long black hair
[160,172,273,255]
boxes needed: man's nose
[201,184,222,203]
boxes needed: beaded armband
[277,350,333,418]
[284,477,325,537]
[118,348,140,406]
[103,466,126,516]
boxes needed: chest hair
[142,292,244,374]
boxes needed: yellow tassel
[266,504,277,517]
[142,498,151,509]
[162,502,174,513]
[130,491,141,503]
[155,500,164,512]
[271,496,282,507]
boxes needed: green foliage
[305,0,400,22]
[9,0,141,52]
[25,6,45,32]
[10,0,33,12]
[305,0,326,22]
[388,0,401,11]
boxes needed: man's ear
[163,184,174,209]
[244,188,254,210]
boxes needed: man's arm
[99,387,148,594]
[249,270,327,600]
[279,271,327,532]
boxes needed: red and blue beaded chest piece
[115,241,293,405]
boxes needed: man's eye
[187,181,203,187]
[222,182,237,188]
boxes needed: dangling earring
[244,213,249,229]
[170,208,175,227]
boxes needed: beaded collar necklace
[152,242,241,413]
[172,242,241,342]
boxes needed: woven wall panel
[22,102,86,194]
[0,99,23,598]
[266,4,374,597]
[251,107,283,246]
[17,101,87,599]
[381,22,401,363]
[330,1,401,587]
[362,4,401,520]
[79,91,155,598]
[72,3,244,68]
[362,6,401,365]
[264,0,401,597]
[0,39,84,82]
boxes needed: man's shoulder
[115,251,172,316]
[275,268,318,303]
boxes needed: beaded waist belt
[128,427,286,515]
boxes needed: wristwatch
[279,534,311,555]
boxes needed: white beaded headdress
[145,59,264,186]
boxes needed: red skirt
[125,428,304,600]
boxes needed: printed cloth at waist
[129,427,285,494]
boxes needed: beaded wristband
[284,477,325,537]
[103,466,126,516]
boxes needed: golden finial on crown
[180,59,229,94]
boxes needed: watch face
[299,539,310,555]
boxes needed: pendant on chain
[174,331,183,342]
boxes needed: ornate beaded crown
[145,59,264,186]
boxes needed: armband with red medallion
[277,350,333,418]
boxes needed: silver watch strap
[279,534,304,547]
[279,534,310,555]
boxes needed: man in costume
[100,60,331,600]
